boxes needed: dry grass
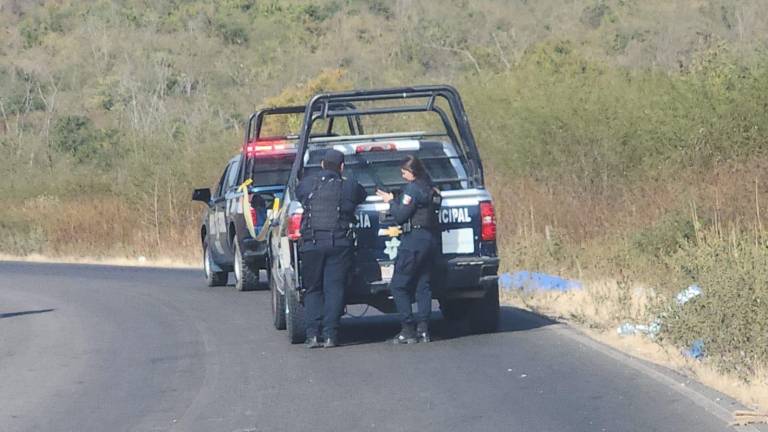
[0,194,201,262]
[502,284,768,413]
[503,279,656,330]
[0,253,197,268]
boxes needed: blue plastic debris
[498,272,514,290]
[499,271,582,292]
[676,284,702,305]
[683,339,705,360]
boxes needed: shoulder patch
[402,194,413,205]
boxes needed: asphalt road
[0,261,753,432]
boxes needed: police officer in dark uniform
[296,148,366,348]
[376,155,439,344]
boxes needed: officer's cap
[322,148,345,165]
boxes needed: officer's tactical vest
[409,182,441,229]
[303,176,347,234]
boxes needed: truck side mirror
[192,188,211,203]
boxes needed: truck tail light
[479,201,496,241]
[287,213,303,240]
[250,207,259,228]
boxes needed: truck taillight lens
[480,201,496,241]
[287,213,302,240]
[250,207,259,227]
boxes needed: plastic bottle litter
[647,318,662,337]
[676,284,702,305]
[617,318,662,338]
[617,323,640,336]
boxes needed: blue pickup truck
[192,107,305,291]
[267,86,500,343]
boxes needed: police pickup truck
[267,86,500,343]
[192,106,305,291]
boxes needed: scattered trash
[499,271,582,292]
[137,256,147,263]
[617,322,639,336]
[617,318,662,338]
[520,374,527,378]
[675,284,702,305]
[731,410,768,427]
[682,339,705,360]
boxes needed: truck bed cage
[241,104,363,185]
[244,103,363,148]
[290,85,485,191]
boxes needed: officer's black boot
[305,336,322,349]
[417,321,431,343]
[323,335,338,348]
[392,324,418,345]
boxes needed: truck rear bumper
[347,256,499,303]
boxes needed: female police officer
[376,156,439,344]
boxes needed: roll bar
[288,85,485,192]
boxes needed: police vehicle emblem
[384,237,400,259]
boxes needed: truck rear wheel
[270,266,286,330]
[285,286,306,344]
[204,241,228,287]
[468,286,500,334]
[438,298,471,321]
[234,240,259,291]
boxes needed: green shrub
[631,211,699,259]
[661,231,768,379]
[51,116,121,166]
[0,218,46,256]
[52,116,97,162]
[580,2,611,29]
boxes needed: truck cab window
[224,157,242,191]
[215,165,229,198]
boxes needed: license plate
[441,228,475,254]
[380,264,394,281]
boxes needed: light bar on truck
[355,143,396,153]
[245,137,296,157]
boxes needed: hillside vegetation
[2,0,768,379]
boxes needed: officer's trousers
[300,243,352,339]
[390,229,436,327]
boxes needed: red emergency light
[244,137,295,157]
[355,143,396,153]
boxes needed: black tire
[203,240,228,287]
[270,264,287,330]
[439,298,471,321]
[234,240,259,291]
[285,286,306,344]
[468,286,500,334]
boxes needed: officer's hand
[376,189,394,203]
